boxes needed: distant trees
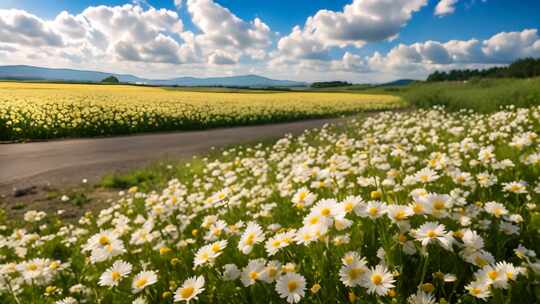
[427,58,540,82]
[101,76,120,83]
[311,81,352,88]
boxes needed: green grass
[400,77,540,112]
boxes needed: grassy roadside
[342,77,540,113]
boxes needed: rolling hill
[0,65,306,87]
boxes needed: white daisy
[174,275,205,302]
[98,260,132,287]
[361,264,395,296]
[132,270,158,294]
[275,273,306,303]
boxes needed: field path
[0,117,349,195]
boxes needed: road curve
[0,117,348,193]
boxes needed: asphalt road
[0,117,347,194]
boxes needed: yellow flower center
[433,200,445,210]
[180,286,194,299]
[368,207,378,216]
[487,270,498,280]
[395,210,406,220]
[426,230,437,238]
[99,236,110,246]
[287,281,298,292]
[249,271,259,280]
[470,287,481,296]
[349,268,364,280]
[26,264,38,271]
[371,274,383,285]
[321,208,331,216]
[135,278,148,289]
[211,243,221,253]
[267,268,278,278]
[344,202,353,212]
[111,271,121,281]
[245,233,255,245]
[475,256,487,267]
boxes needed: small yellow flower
[310,283,321,294]
[421,283,435,293]
[160,246,172,255]
[370,190,382,199]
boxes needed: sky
[0,0,539,83]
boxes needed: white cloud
[186,0,273,61]
[482,29,540,63]
[0,9,64,47]
[208,51,239,65]
[174,0,183,9]
[360,28,540,77]
[272,28,540,82]
[434,0,458,17]
[276,0,428,61]
[0,1,538,83]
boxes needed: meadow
[0,82,403,141]
[1,106,539,303]
[391,77,540,113]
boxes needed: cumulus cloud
[434,0,458,17]
[0,1,274,70]
[186,0,273,60]
[0,1,538,83]
[276,0,428,61]
[208,51,239,65]
[0,9,64,47]
[273,28,540,81]
[361,29,540,76]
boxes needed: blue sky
[0,0,539,82]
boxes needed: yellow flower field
[0,83,403,140]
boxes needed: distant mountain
[0,65,306,87]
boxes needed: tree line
[427,58,540,82]
[311,81,352,88]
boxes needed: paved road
[0,117,347,193]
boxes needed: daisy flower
[240,259,266,286]
[465,280,491,300]
[132,270,158,294]
[484,202,508,218]
[238,222,265,255]
[356,201,387,219]
[414,222,454,251]
[361,265,395,296]
[291,187,317,208]
[222,264,240,281]
[414,167,439,183]
[387,205,414,222]
[275,273,306,303]
[407,290,436,304]
[502,181,527,194]
[339,260,368,287]
[174,276,205,302]
[260,260,282,283]
[98,260,132,287]
[56,297,78,304]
